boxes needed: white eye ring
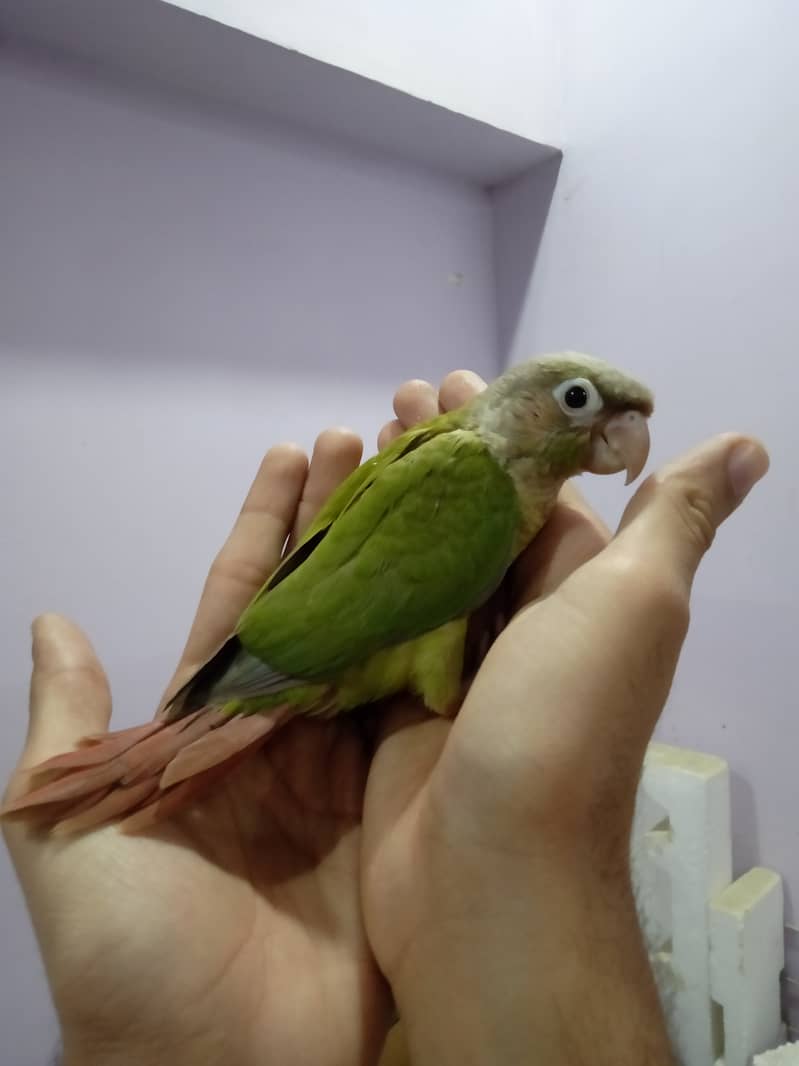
[552,378,603,421]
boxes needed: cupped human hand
[2,430,392,1066]
[3,366,767,1066]
[363,376,768,1065]
[1,371,497,1066]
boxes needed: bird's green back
[236,418,521,681]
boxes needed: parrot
[1,352,653,835]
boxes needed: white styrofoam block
[709,869,785,1066]
[633,743,733,1066]
[754,1045,799,1065]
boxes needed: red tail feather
[0,706,290,834]
[52,779,160,836]
[28,722,164,776]
[119,750,258,833]
[117,710,223,786]
[159,712,283,789]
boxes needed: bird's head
[474,352,654,484]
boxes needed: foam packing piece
[754,1045,799,1065]
[632,743,785,1066]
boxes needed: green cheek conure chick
[1,352,653,834]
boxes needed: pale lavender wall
[0,48,500,1062]
[507,0,799,1016]
[6,1,798,1054]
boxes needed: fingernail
[727,442,769,501]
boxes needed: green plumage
[241,423,518,675]
[0,352,655,833]
[167,352,655,724]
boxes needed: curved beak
[586,410,650,485]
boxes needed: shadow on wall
[730,770,763,888]
[784,927,799,1042]
[490,153,562,366]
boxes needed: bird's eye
[552,378,603,420]
[564,384,588,408]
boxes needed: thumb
[8,614,111,796]
[609,433,769,596]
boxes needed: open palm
[3,374,492,1066]
[4,431,391,1065]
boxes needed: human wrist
[391,854,675,1066]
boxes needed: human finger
[393,380,439,429]
[437,370,486,412]
[608,433,769,599]
[377,420,406,450]
[513,482,611,608]
[4,614,111,793]
[164,443,308,701]
[378,369,487,452]
[289,428,363,547]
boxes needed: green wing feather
[236,421,520,680]
[261,414,461,592]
